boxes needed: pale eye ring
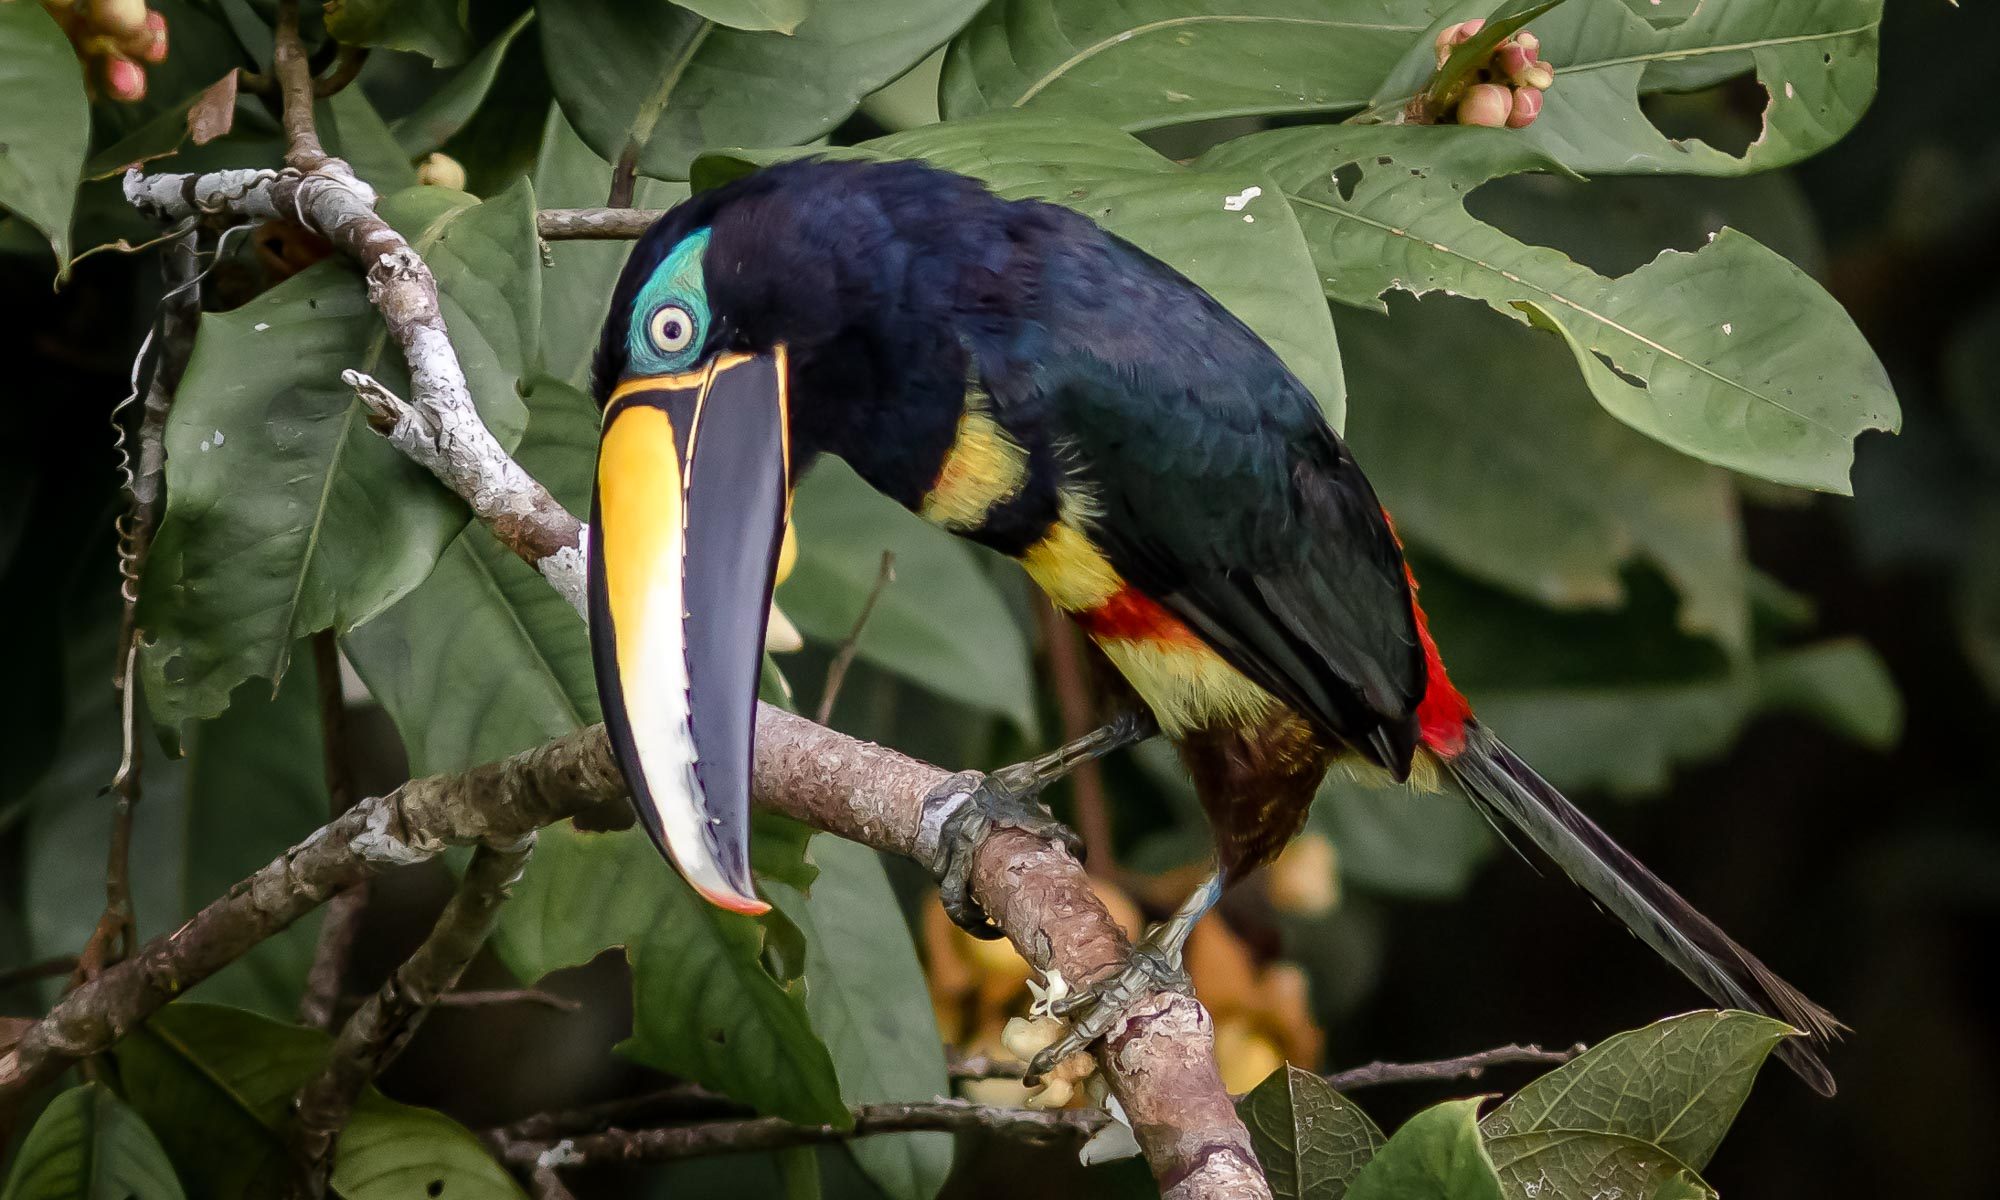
[648,304,695,354]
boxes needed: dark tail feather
[1443,720,1841,1097]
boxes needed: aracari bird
[587,158,1839,1092]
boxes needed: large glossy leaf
[939,0,1445,131]
[1480,1010,1794,1171]
[324,0,473,65]
[0,1083,184,1200]
[1346,1099,1502,1200]
[1203,126,1898,491]
[494,824,849,1127]
[112,1005,524,1199]
[1368,0,1884,177]
[178,659,329,1018]
[679,0,815,34]
[531,107,688,390]
[1237,1065,1384,1200]
[0,0,89,266]
[783,461,1037,731]
[767,837,953,1200]
[1341,296,1748,651]
[540,0,984,180]
[1484,1130,1713,1200]
[140,183,540,730]
[703,112,1346,420]
[316,88,418,196]
[393,11,539,157]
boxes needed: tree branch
[1325,1043,1584,1091]
[491,1100,1108,1171]
[537,208,666,240]
[115,163,1271,1198]
[272,2,328,171]
[292,838,536,1197]
[300,631,365,1030]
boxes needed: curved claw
[1024,946,1190,1083]
[926,770,1084,939]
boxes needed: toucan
[587,158,1839,1093]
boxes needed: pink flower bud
[1434,17,1485,53]
[141,11,167,63]
[1497,42,1536,84]
[1507,86,1544,128]
[1457,83,1513,128]
[104,55,146,102]
[90,0,149,37]
[1520,61,1555,90]
[1514,31,1541,59]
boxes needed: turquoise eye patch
[626,228,713,375]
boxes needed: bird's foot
[923,764,1085,938]
[1023,936,1192,1084]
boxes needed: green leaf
[112,1005,524,1199]
[1479,1010,1793,1170]
[705,112,1345,421]
[1371,0,1885,177]
[939,0,1444,132]
[343,377,600,775]
[324,0,474,65]
[783,460,1037,730]
[1339,296,1748,651]
[1347,1099,1503,1200]
[1236,1065,1384,1200]
[0,1084,184,1200]
[1203,125,1898,491]
[0,0,89,266]
[178,660,329,1018]
[679,0,815,34]
[493,824,849,1127]
[1484,1130,1714,1200]
[394,11,539,157]
[767,837,953,1200]
[316,87,418,194]
[531,106,688,389]
[540,0,984,180]
[140,184,540,730]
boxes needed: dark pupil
[660,316,683,343]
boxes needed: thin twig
[292,838,537,1197]
[313,47,369,98]
[528,1166,577,1200]
[816,551,895,725]
[0,958,80,990]
[1325,1043,1585,1091]
[272,2,328,171]
[949,1052,1028,1081]
[431,988,581,1013]
[537,208,667,240]
[494,1100,1107,1170]
[490,1086,748,1144]
[1037,603,1115,868]
[300,631,366,1029]
[607,144,641,210]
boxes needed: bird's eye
[648,305,696,354]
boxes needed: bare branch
[490,1086,748,1144]
[493,1100,1108,1171]
[272,2,328,171]
[431,988,581,1013]
[313,47,370,99]
[300,632,366,1030]
[293,839,536,1197]
[536,208,666,241]
[816,551,895,724]
[0,958,80,990]
[949,1052,1028,1081]
[1325,1043,1585,1091]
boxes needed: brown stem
[0,958,81,990]
[272,2,329,171]
[948,1051,1027,1081]
[1325,1043,1584,1091]
[429,988,581,1013]
[816,551,895,725]
[313,47,370,99]
[299,631,365,1029]
[493,1100,1106,1170]
[1036,603,1115,868]
[607,143,640,209]
[537,208,667,240]
[490,1086,748,1144]
[291,838,536,1197]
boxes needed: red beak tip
[697,885,770,916]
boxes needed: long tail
[1442,719,1841,1096]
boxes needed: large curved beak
[589,349,791,915]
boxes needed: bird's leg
[1025,870,1225,1083]
[924,709,1158,938]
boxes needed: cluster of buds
[42,0,168,102]
[1434,19,1555,129]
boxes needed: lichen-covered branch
[292,838,536,1197]
[537,207,666,240]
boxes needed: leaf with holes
[0,0,88,267]
[1202,125,1897,491]
[139,183,540,731]
[1484,1130,1715,1200]
[1236,1065,1384,1200]
[1366,0,1884,176]
[0,1083,185,1200]
[939,0,1448,132]
[1479,1010,1794,1170]
[540,0,983,180]
[111,1005,524,1199]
